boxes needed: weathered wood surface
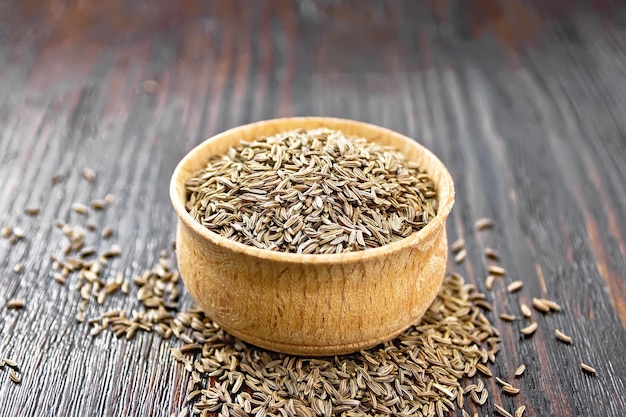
[0,1,624,416]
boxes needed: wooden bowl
[170,117,455,356]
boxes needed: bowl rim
[170,117,455,265]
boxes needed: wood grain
[0,0,625,416]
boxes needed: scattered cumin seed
[475,363,492,377]
[494,404,513,417]
[24,207,40,216]
[81,168,96,182]
[454,249,467,264]
[507,280,523,293]
[520,322,538,336]
[451,238,465,252]
[488,265,506,276]
[499,313,518,322]
[532,298,551,313]
[486,274,496,290]
[6,300,24,310]
[102,227,114,239]
[12,227,25,239]
[8,369,21,384]
[515,405,526,417]
[555,329,572,344]
[3,358,18,368]
[520,303,532,318]
[581,362,596,375]
[484,247,499,260]
[502,385,520,395]
[143,80,159,94]
[71,203,89,215]
[535,297,561,311]
[1,226,11,239]
[13,262,23,273]
[90,199,106,210]
[514,364,526,376]
[496,377,512,387]
[104,193,115,204]
[475,217,493,231]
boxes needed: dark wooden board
[0,1,624,416]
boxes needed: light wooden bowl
[170,117,455,356]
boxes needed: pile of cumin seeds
[78,250,500,417]
[185,128,438,254]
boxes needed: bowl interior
[170,117,455,264]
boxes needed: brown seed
[451,238,465,253]
[51,174,65,185]
[496,377,512,387]
[454,249,467,264]
[499,313,519,322]
[103,245,121,258]
[488,265,506,276]
[143,80,159,94]
[475,217,493,231]
[8,369,21,384]
[494,404,513,417]
[581,362,596,375]
[555,329,572,344]
[81,168,96,182]
[483,247,499,260]
[6,300,24,310]
[515,405,526,417]
[71,203,89,215]
[24,207,41,216]
[514,364,526,376]
[12,227,25,239]
[90,200,106,210]
[532,298,551,313]
[520,322,538,336]
[535,297,561,311]
[3,358,18,368]
[1,226,11,239]
[502,385,520,395]
[507,280,523,293]
[475,363,492,377]
[520,303,532,318]
[102,227,114,239]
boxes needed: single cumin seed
[486,275,496,291]
[532,298,551,313]
[515,405,526,417]
[6,300,25,310]
[520,322,538,336]
[488,265,506,276]
[475,217,493,231]
[8,369,21,384]
[507,280,524,293]
[581,363,596,375]
[499,313,518,322]
[451,238,465,253]
[483,247,499,260]
[454,249,467,264]
[71,203,89,215]
[514,364,526,376]
[520,303,532,318]
[81,168,96,182]
[494,404,513,417]
[24,207,41,216]
[555,329,572,344]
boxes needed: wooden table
[0,1,624,416]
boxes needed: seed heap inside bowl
[185,128,438,254]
